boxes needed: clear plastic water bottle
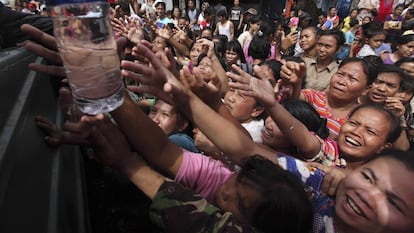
[47,0,124,115]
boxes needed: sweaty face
[213,174,262,224]
[335,157,414,233]
[148,100,178,136]
[329,61,369,103]
[367,72,401,104]
[337,108,391,163]
[317,35,338,62]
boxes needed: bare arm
[228,65,322,159]
[280,61,306,100]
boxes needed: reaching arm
[228,65,322,159]
[280,60,306,100]
[121,43,276,165]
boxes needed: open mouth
[345,136,361,146]
[262,128,273,138]
[346,196,366,218]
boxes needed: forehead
[377,72,401,83]
[370,34,386,40]
[357,157,414,203]
[154,100,175,112]
[350,108,390,125]
[318,35,337,44]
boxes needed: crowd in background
[2,0,414,233]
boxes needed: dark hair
[226,40,246,64]
[319,11,328,18]
[349,19,359,27]
[261,60,282,81]
[249,15,262,24]
[362,22,387,39]
[196,53,208,66]
[348,104,402,143]
[318,29,345,47]
[392,34,414,52]
[217,9,227,17]
[282,100,329,139]
[377,64,407,86]
[154,1,166,9]
[204,6,215,16]
[239,155,313,233]
[339,57,377,85]
[372,149,414,172]
[395,56,414,67]
[213,34,228,57]
[248,35,271,60]
[399,71,414,92]
[118,1,130,14]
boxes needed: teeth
[347,197,363,216]
[345,136,361,146]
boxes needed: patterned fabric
[150,180,260,233]
[308,133,346,168]
[301,89,346,137]
[277,155,337,233]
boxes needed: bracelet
[280,119,296,132]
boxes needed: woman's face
[329,7,337,17]
[350,9,358,18]
[173,8,181,18]
[362,17,371,25]
[261,116,290,149]
[335,156,414,233]
[395,6,404,16]
[397,41,414,58]
[299,28,318,51]
[337,108,391,162]
[328,61,369,103]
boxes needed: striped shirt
[301,89,346,138]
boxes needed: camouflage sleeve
[149,180,260,233]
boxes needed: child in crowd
[356,22,387,58]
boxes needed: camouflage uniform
[149,180,261,233]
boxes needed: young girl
[356,22,387,58]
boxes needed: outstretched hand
[227,64,276,108]
[121,42,192,105]
[80,115,135,168]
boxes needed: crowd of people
[3,0,414,232]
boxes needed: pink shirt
[175,150,233,203]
